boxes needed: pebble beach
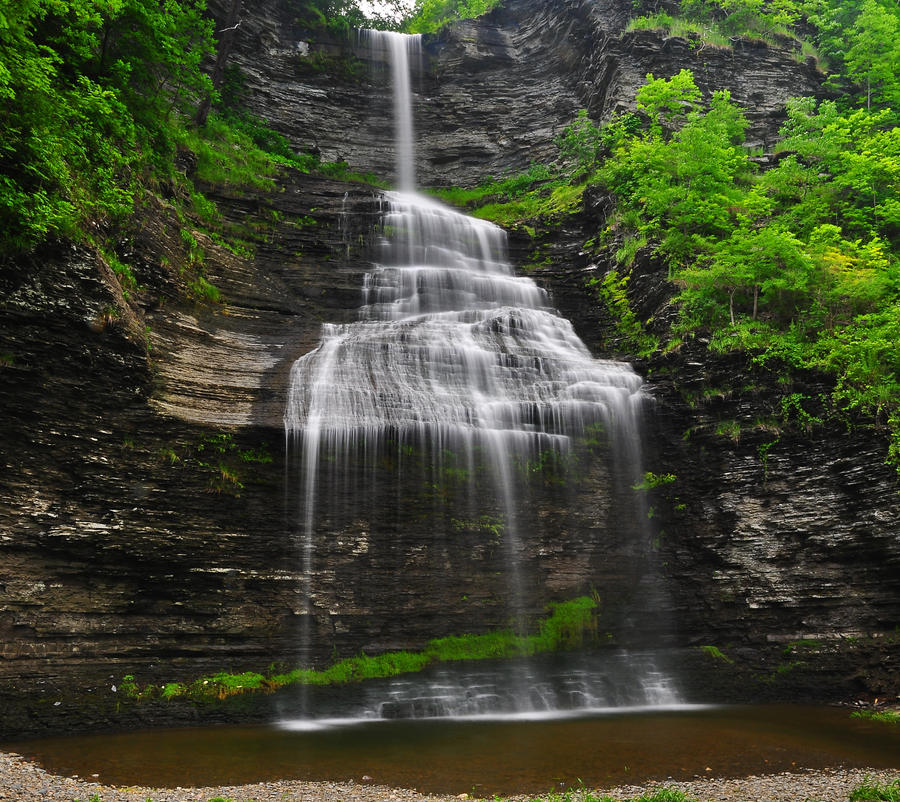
[0,751,897,802]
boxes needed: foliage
[556,111,642,177]
[295,0,416,33]
[189,275,221,303]
[699,644,734,663]
[556,110,606,177]
[429,119,637,229]
[404,0,502,34]
[427,53,896,478]
[586,269,659,355]
[473,181,587,226]
[591,69,900,472]
[0,0,389,262]
[214,68,389,187]
[627,13,733,49]
[160,432,273,495]
[633,472,677,490]
[0,0,215,255]
[430,162,554,208]
[806,0,900,113]
[628,0,805,51]
[173,114,280,192]
[633,792,697,802]
[680,0,800,35]
[600,74,751,265]
[531,790,696,802]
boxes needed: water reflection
[6,706,900,795]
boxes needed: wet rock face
[0,0,896,738]
[0,174,384,728]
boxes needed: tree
[805,0,900,111]
[196,0,243,126]
[636,69,701,140]
[404,0,501,33]
[602,75,750,263]
[844,0,900,110]
[680,225,811,325]
[555,110,603,177]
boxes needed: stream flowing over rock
[0,0,898,737]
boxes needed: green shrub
[699,645,734,663]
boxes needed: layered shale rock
[216,0,825,186]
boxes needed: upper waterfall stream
[282,30,679,722]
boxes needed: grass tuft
[851,709,900,726]
[850,778,900,801]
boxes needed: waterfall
[283,31,679,721]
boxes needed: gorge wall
[0,0,898,737]
[223,0,824,187]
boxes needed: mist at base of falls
[275,652,683,728]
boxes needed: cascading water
[283,30,680,723]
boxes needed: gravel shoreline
[0,752,897,802]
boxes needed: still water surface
[6,706,900,795]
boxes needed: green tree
[594,70,900,470]
[805,0,900,111]
[602,74,750,262]
[679,225,811,325]
[556,109,603,176]
[844,0,900,110]
[768,100,900,241]
[636,69,702,140]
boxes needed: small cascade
[278,653,683,728]
[283,30,679,722]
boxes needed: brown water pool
[5,706,900,796]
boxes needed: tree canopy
[0,0,215,253]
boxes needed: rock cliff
[0,0,897,737]
[218,0,825,186]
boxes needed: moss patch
[123,596,600,703]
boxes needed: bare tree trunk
[196,0,243,127]
[752,285,759,320]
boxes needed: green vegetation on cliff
[120,595,600,702]
[0,0,394,325]
[3,0,899,470]
[0,0,215,254]
[600,70,900,472]
[404,0,501,33]
[0,0,493,261]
